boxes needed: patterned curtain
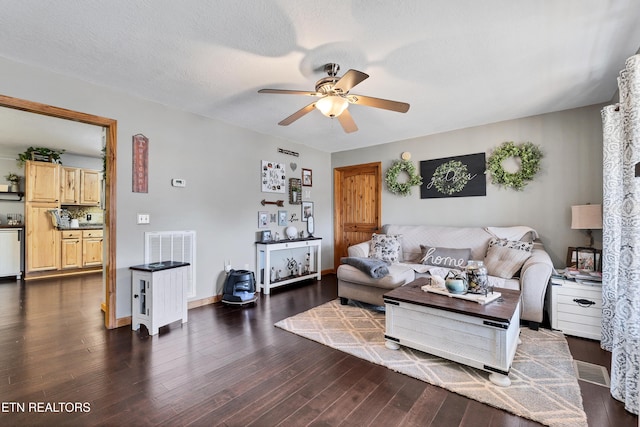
[601,54,640,415]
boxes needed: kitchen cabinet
[80,169,101,205]
[26,202,60,272]
[25,161,60,203]
[60,230,82,269]
[82,229,103,267]
[60,166,80,204]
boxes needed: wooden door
[26,161,60,203]
[333,162,382,269]
[61,166,80,204]
[80,169,101,205]
[26,203,60,272]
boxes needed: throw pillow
[483,238,533,279]
[369,233,402,264]
[419,245,471,269]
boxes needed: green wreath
[385,160,423,196]
[486,141,543,191]
[432,160,469,195]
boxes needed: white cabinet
[549,277,602,340]
[0,229,22,278]
[255,237,321,294]
[131,261,189,336]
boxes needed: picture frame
[261,160,286,193]
[258,211,269,228]
[278,210,287,226]
[302,201,314,222]
[260,230,272,243]
[566,246,602,271]
[302,168,312,187]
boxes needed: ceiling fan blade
[333,69,369,93]
[278,102,317,126]
[259,89,321,96]
[349,94,410,113]
[337,109,358,133]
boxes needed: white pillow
[369,233,402,264]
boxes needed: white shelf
[255,238,321,294]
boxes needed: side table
[549,276,602,340]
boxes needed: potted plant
[17,146,66,166]
[5,173,20,192]
[290,183,301,203]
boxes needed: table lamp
[571,204,602,247]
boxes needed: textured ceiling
[1,0,639,153]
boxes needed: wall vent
[573,360,610,387]
[145,230,196,298]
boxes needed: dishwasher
[0,228,22,279]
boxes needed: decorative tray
[421,284,502,305]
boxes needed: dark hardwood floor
[0,273,636,426]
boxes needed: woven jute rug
[275,299,587,427]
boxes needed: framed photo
[260,230,272,243]
[278,210,287,226]
[258,211,269,228]
[566,247,602,271]
[302,201,314,221]
[302,168,312,187]
[261,160,286,193]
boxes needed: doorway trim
[0,94,118,329]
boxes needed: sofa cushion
[369,233,402,264]
[484,238,533,279]
[419,245,471,269]
[337,263,415,289]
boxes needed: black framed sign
[420,153,486,199]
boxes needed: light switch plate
[137,213,150,224]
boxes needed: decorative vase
[10,183,18,192]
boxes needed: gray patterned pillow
[483,238,533,279]
[369,233,402,264]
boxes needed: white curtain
[601,54,640,415]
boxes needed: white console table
[255,237,321,294]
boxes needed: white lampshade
[571,204,603,230]
[315,95,349,118]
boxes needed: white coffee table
[383,277,521,387]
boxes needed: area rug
[275,299,587,427]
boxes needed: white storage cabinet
[131,261,189,336]
[549,277,602,340]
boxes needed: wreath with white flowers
[385,160,423,196]
[432,160,469,195]
[486,141,543,191]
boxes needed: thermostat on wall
[171,178,186,187]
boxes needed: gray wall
[0,57,332,319]
[331,104,605,268]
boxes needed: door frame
[0,94,118,329]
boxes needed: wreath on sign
[385,160,423,196]
[432,160,469,195]
[486,141,543,191]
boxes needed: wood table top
[383,277,521,324]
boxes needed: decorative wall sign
[132,134,149,193]
[420,153,486,199]
[278,148,299,157]
[261,160,286,193]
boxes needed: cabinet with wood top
[25,161,60,203]
[25,202,60,272]
[82,229,103,267]
[60,230,82,269]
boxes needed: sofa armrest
[347,241,370,258]
[519,246,553,323]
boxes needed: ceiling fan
[258,63,410,133]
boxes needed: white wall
[331,104,605,267]
[0,57,332,319]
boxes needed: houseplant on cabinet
[17,146,66,166]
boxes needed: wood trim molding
[0,94,118,329]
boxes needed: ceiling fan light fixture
[315,95,349,118]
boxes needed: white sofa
[337,224,554,327]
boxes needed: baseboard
[25,267,102,280]
[321,268,335,275]
[115,315,132,328]
[188,295,221,309]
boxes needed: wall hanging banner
[132,134,149,193]
[420,153,486,199]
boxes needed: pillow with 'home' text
[419,245,471,270]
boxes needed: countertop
[0,225,24,229]
[57,225,104,230]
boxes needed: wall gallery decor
[302,201,314,221]
[486,141,542,191]
[302,168,312,186]
[261,160,286,193]
[132,134,149,193]
[420,153,486,199]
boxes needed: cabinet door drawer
[61,230,82,239]
[82,229,103,238]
